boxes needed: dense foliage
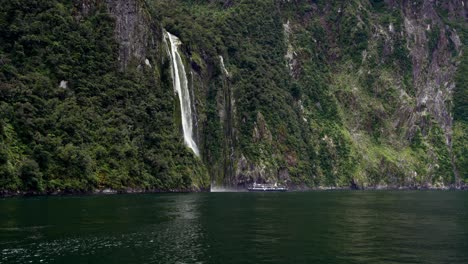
[0,0,464,193]
[151,0,463,187]
[0,0,208,193]
[450,15,468,183]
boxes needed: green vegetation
[0,0,208,193]
[452,29,468,183]
[0,0,464,193]
[435,2,468,182]
[151,0,459,187]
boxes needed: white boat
[247,182,288,192]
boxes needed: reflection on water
[334,192,468,264]
[0,194,205,264]
[1,191,468,264]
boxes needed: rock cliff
[0,0,466,193]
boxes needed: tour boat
[248,182,288,192]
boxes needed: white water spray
[164,31,200,156]
[210,186,245,192]
[219,56,230,78]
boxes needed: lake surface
[1,191,467,264]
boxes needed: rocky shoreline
[0,187,210,198]
[1,184,467,198]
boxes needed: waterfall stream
[164,31,200,157]
[219,56,230,78]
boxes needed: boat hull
[247,188,288,192]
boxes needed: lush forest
[0,0,208,193]
[0,0,466,194]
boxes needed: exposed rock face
[218,0,464,187]
[75,0,159,70]
[75,0,93,17]
[105,0,157,70]
[235,154,276,186]
[92,0,465,188]
[233,112,277,187]
[403,1,457,132]
[284,20,300,78]
[398,0,463,181]
[252,112,272,143]
[431,0,467,20]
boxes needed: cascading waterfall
[219,55,235,187]
[219,56,231,78]
[164,31,200,157]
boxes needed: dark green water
[1,191,468,264]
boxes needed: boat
[247,182,288,192]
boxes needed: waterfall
[219,56,230,78]
[218,55,235,187]
[164,31,200,157]
[283,20,295,75]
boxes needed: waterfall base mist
[210,186,246,192]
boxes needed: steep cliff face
[0,0,209,194]
[148,0,466,189]
[399,0,462,180]
[0,0,465,194]
[75,0,159,69]
[278,0,465,188]
[105,0,158,70]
